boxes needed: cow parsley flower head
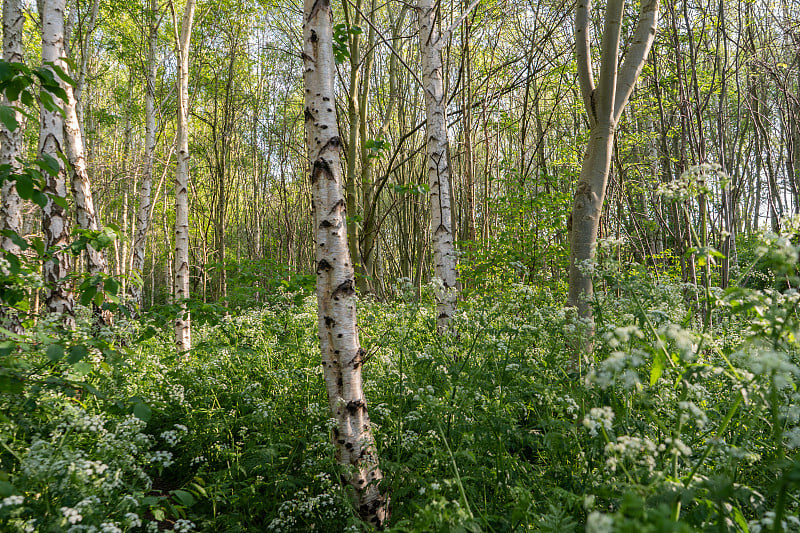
[586,511,615,533]
[583,406,614,437]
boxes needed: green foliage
[1,216,799,531]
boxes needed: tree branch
[575,0,595,124]
[613,0,660,121]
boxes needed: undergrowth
[1,222,799,532]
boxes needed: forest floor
[2,246,800,532]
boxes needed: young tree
[303,0,387,524]
[40,0,75,327]
[130,0,160,308]
[0,0,25,332]
[171,0,195,352]
[567,0,660,352]
[63,18,111,325]
[417,0,458,332]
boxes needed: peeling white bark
[1,0,24,256]
[172,0,195,353]
[303,0,387,524]
[417,0,458,333]
[63,41,111,326]
[130,0,159,308]
[0,0,25,332]
[40,0,74,327]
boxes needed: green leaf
[46,343,65,362]
[4,252,19,275]
[71,361,92,376]
[0,105,18,131]
[0,62,12,81]
[50,63,76,87]
[0,341,15,357]
[133,402,152,422]
[650,351,665,386]
[15,175,33,199]
[0,375,24,394]
[104,278,119,296]
[0,481,16,497]
[2,230,29,251]
[67,345,87,364]
[80,285,97,306]
[38,153,60,175]
[171,489,196,507]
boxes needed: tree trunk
[130,0,159,308]
[0,0,25,332]
[172,0,195,353]
[303,0,387,524]
[64,38,111,326]
[40,0,75,328]
[417,0,458,332]
[568,0,660,357]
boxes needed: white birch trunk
[65,64,112,325]
[40,0,74,327]
[1,0,24,255]
[173,0,195,353]
[0,0,25,332]
[130,0,159,308]
[417,0,458,333]
[303,0,387,524]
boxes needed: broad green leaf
[71,362,92,376]
[0,105,19,131]
[46,343,65,362]
[67,345,87,364]
[172,489,196,507]
[133,402,151,422]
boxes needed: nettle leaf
[650,351,665,386]
[0,481,16,497]
[0,340,16,357]
[0,375,24,394]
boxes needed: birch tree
[1,0,24,255]
[417,0,458,332]
[0,0,25,332]
[171,0,195,352]
[63,18,111,325]
[40,0,74,326]
[567,0,660,352]
[303,0,387,524]
[130,0,160,307]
